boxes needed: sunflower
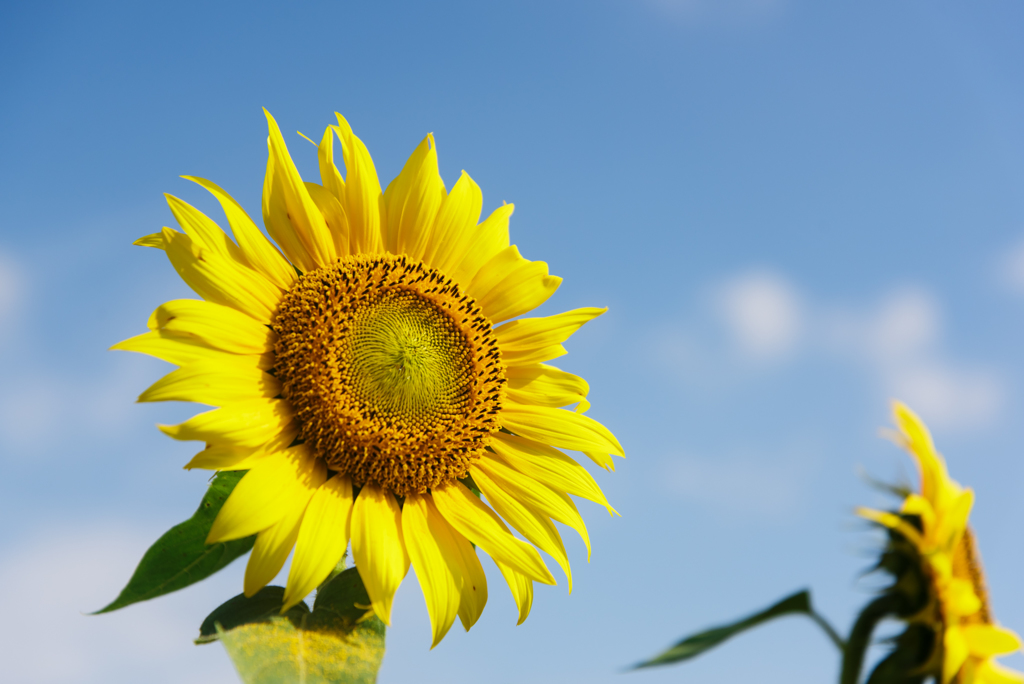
[115,110,622,647]
[857,402,1021,684]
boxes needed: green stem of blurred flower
[808,609,846,653]
[839,595,899,684]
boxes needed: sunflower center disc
[273,254,505,495]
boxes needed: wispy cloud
[716,270,803,362]
[0,522,240,684]
[653,270,1003,431]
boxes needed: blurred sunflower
[115,110,622,647]
[857,402,1021,683]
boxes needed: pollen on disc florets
[272,254,505,495]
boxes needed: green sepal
[196,586,310,644]
[215,567,386,684]
[632,589,842,669]
[93,471,254,613]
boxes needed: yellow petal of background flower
[351,484,410,625]
[402,493,462,648]
[147,299,276,355]
[263,109,337,269]
[505,364,589,410]
[495,308,606,366]
[284,475,355,611]
[502,404,624,458]
[243,458,326,597]
[162,228,279,322]
[495,561,533,626]
[471,465,573,590]
[855,507,926,549]
[475,456,591,561]
[431,482,555,585]
[158,397,293,448]
[490,432,616,515]
[137,358,280,406]
[207,446,321,543]
[184,175,297,290]
[422,171,483,269]
[976,659,1024,684]
[382,134,446,259]
[945,626,971,684]
[963,625,1023,658]
[332,114,383,255]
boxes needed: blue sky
[3,1,1024,682]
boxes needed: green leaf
[196,586,310,644]
[217,568,386,684]
[94,471,255,613]
[633,589,830,669]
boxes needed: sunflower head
[856,402,1022,684]
[117,110,623,647]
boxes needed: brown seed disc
[272,253,505,495]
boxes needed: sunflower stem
[808,609,846,653]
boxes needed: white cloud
[0,251,23,334]
[715,271,803,362]
[996,237,1024,294]
[825,287,1002,430]
[0,522,240,684]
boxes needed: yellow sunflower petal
[317,125,346,203]
[284,475,354,611]
[490,432,616,515]
[466,246,561,324]
[263,109,337,270]
[164,193,246,265]
[505,364,589,410]
[382,133,446,259]
[963,625,1023,658]
[147,299,276,355]
[162,227,279,323]
[893,400,962,509]
[944,577,983,617]
[351,483,410,625]
[494,561,533,626]
[471,465,573,590]
[446,203,513,288]
[502,404,624,458]
[183,176,297,290]
[138,358,280,406]
[431,482,555,586]
[939,489,975,552]
[402,493,461,648]
[422,171,483,269]
[495,308,607,366]
[305,181,349,258]
[475,456,591,561]
[243,458,327,597]
[436,506,489,631]
[332,114,383,255]
[158,398,293,449]
[183,423,299,471]
[111,331,273,370]
[134,232,165,248]
[207,446,321,543]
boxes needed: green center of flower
[344,288,474,428]
[272,254,505,495]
